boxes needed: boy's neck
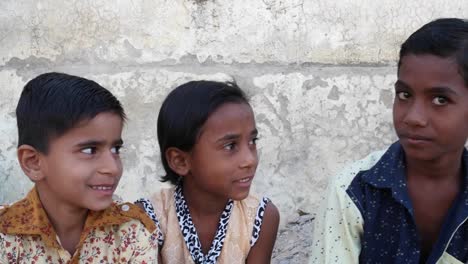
[405,150,464,183]
[36,184,88,255]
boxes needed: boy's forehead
[49,112,123,146]
[73,112,124,128]
[398,54,460,77]
[397,54,468,96]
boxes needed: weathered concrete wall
[0,1,467,262]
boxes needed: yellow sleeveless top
[139,186,269,264]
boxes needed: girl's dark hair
[16,72,125,153]
[157,80,249,185]
[399,18,468,86]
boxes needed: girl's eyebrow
[216,134,239,142]
[216,129,258,143]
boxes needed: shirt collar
[361,141,468,216]
[0,187,60,248]
[0,187,156,249]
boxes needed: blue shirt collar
[361,141,468,216]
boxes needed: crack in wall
[1,54,397,82]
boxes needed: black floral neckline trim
[174,184,234,264]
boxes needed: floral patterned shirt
[0,188,159,264]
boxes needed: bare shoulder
[263,201,280,229]
[261,201,280,244]
[246,201,280,264]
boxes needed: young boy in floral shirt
[0,72,158,263]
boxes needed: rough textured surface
[272,213,314,263]
[1,1,467,262]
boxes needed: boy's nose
[403,101,428,127]
[98,151,122,176]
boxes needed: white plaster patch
[0,70,32,203]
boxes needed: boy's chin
[86,199,114,211]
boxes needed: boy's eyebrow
[251,128,258,136]
[426,86,458,96]
[395,80,458,95]
[394,80,410,89]
[75,139,123,147]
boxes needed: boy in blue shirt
[311,18,468,264]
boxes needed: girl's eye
[111,146,122,154]
[397,91,410,100]
[432,96,448,106]
[223,142,236,151]
[81,147,96,155]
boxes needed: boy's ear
[165,147,191,177]
[17,145,45,182]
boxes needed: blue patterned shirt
[310,142,468,264]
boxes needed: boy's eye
[397,91,410,100]
[111,146,122,154]
[223,142,236,151]
[432,96,448,106]
[249,137,259,145]
[81,147,96,155]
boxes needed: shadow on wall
[192,0,210,4]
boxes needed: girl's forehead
[207,102,253,123]
[198,103,255,137]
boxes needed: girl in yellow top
[137,80,280,263]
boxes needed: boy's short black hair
[157,80,249,185]
[399,18,468,86]
[16,72,125,153]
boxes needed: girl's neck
[181,181,230,218]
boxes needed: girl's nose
[240,145,258,169]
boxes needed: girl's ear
[165,147,191,177]
[17,145,46,182]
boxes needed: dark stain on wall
[191,0,211,4]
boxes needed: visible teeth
[92,186,112,190]
[239,178,250,183]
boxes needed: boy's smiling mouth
[88,184,115,195]
[91,185,113,190]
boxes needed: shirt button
[121,204,130,211]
